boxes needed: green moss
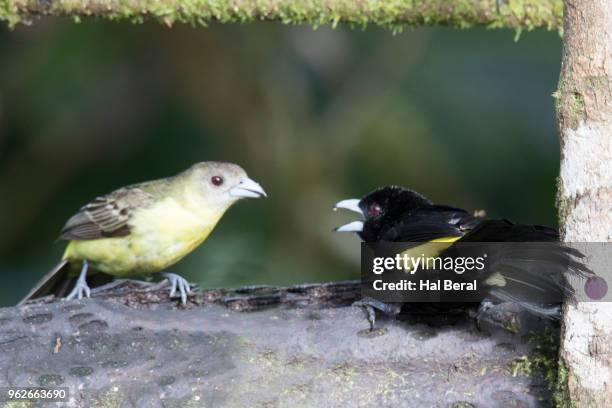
[88,388,125,408]
[555,73,588,131]
[2,402,34,408]
[555,176,571,229]
[511,355,533,377]
[0,0,21,27]
[554,360,575,408]
[511,331,557,380]
[584,75,609,91]
[526,331,559,384]
[567,92,586,127]
[552,90,562,111]
[511,330,577,407]
[37,374,65,386]
[2,0,563,31]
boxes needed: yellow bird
[20,161,266,305]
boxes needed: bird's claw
[161,273,194,305]
[353,297,401,331]
[475,299,495,330]
[65,260,91,301]
[354,301,377,331]
[65,280,91,300]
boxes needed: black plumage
[357,186,480,243]
[337,186,592,322]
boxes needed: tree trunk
[557,0,612,406]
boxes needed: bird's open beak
[333,198,364,232]
[230,177,267,198]
[333,199,363,215]
[334,220,364,232]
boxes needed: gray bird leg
[353,297,402,331]
[65,260,91,300]
[161,272,195,305]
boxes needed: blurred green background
[0,21,561,306]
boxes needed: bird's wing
[431,205,481,232]
[58,186,155,240]
[458,219,559,242]
[381,208,470,242]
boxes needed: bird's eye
[211,176,224,186]
[369,204,382,217]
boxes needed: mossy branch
[2,280,561,407]
[0,0,562,31]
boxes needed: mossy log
[0,0,562,31]
[1,280,560,407]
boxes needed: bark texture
[1,280,560,407]
[557,0,612,406]
[0,0,562,30]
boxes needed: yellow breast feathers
[64,197,224,276]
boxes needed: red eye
[370,204,382,217]
[211,176,224,186]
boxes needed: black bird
[334,186,591,329]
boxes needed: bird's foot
[65,279,91,300]
[475,299,495,331]
[353,297,402,331]
[65,260,91,300]
[161,272,196,305]
[475,300,525,334]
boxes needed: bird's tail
[18,260,72,305]
[457,220,594,318]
